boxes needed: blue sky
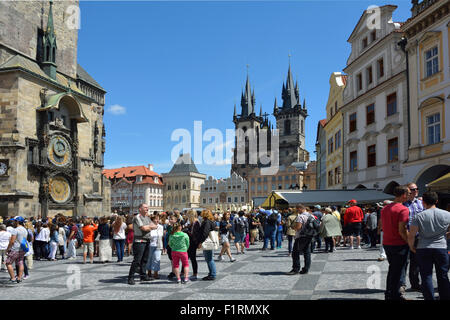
[77,0,412,178]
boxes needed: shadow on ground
[329,288,384,294]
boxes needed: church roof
[77,64,105,92]
[103,165,161,179]
[168,153,200,174]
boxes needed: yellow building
[402,0,450,194]
[324,72,347,189]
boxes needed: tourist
[310,205,323,252]
[34,222,49,260]
[217,211,236,263]
[146,213,164,279]
[5,217,28,284]
[364,207,378,248]
[48,224,59,261]
[185,210,202,280]
[166,212,181,280]
[198,209,218,281]
[66,219,78,260]
[128,203,157,285]
[260,208,277,250]
[24,221,34,269]
[381,185,410,300]
[286,208,299,256]
[57,222,66,259]
[319,207,342,252]
[275,210,283,249]
[343,200,364,249]
[232,210,248,255]
[168,222,190,284]
[82,218,98,264]
[287,204,315,275]
[98,216,112,264]
[0,224,11,271]
[112,215,127,263]
[403,182,424,292]
[125,214,134,257]
[408,191,450,300]
[248,211,260,245]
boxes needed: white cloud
[107,104,126,115]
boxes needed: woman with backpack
[232,211,248,255]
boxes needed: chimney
[148,164,154,171]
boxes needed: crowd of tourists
[1,181,449,300]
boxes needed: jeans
[263,225,276,249]
[114,239,125,262]
[310,235,322,252]
[287,235,294,254]
[276,228,283,248]
[128,241,150,279]
[383,244,409,300]
[203,250,216,278]
[188,242,198,275]
[34,240,47,260]
[324,237,334,252]
[291,236,312,272]
[416,248,450,300]
[368,229,378,247]
[146,246,161,272]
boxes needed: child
[147,214,164,279]
[168,222,190,284]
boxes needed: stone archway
[416,164,450,195]
[383,181,399,195]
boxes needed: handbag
[201,230,219,251]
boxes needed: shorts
[348,222,362,237]
[234,233,245,244]
[220,233,229,244]
[171,251,189,270]
[5,250,25,266]
[83,242,94,254]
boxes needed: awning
[261,189,395,208]
[426,173,450,190]
[37,92,88,123]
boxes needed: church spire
[42,0,57,79]
[282,63,299,109]
[240,75,255,117]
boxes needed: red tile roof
[103,165,161,180]
[341,75,348,86]
[319,119,327,127]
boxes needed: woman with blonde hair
[112,215,127,263]
[197,210,217,281]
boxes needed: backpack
[75,225,84,246]
[300,215,320,238]
[234,217,245,234]
[268,212,278,226]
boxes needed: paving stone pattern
[0,241,438,300]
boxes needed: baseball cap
[348,199,357,204]
[314,205,321,210]
[13,216,25,222]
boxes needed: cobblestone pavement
[0,241,437,300]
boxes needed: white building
[341,5,408,193]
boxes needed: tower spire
[42,0,57,79]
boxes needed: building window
[427,113,441,145]
[328,137,334,155]
[349,113,357,133]
[334,101,338,114]
[203,198,206,204]
[335,166,341,184]
[356,73,363,91]
[350,151,357,172]
[241,196,244,202]
[366,103,375,125]
[271,184,276,190]
[367,144,376,168]
[328,170,334,187]
[388,137,398,163]
[370,30,376,42]
[284,119,291,135]
[425,46,439,78]
[362,37,368,49]
[387,92,397,116]
[264,184,268,191]
[234,197,238,203]
[377,58,384,78]
[335,130,341,149]
[366,66,373,85]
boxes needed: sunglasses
[410,188,418,191]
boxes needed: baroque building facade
[0,1,110,218]
[103,165,164,215]
[341,5,408,193]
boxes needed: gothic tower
[273,64,309,167]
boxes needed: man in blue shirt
[402,182,424,292]
[259,208,277,250]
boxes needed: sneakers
[350,246,354,250]
[230,258,236,262]
[218,255,225,261]
[357,246,362,249]
[128,278,135,285]
[176,279,182,284]
[23,275,29,280]
[190,275,198,281]
[182,278,190,284]
[202,275,215,281]
[241,251,245,254]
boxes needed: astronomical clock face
[49,176,71,203]
[0,161,7,175]
[48,135,71,167]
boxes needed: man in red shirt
[343,200,364,249]
[381,185,410,300]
